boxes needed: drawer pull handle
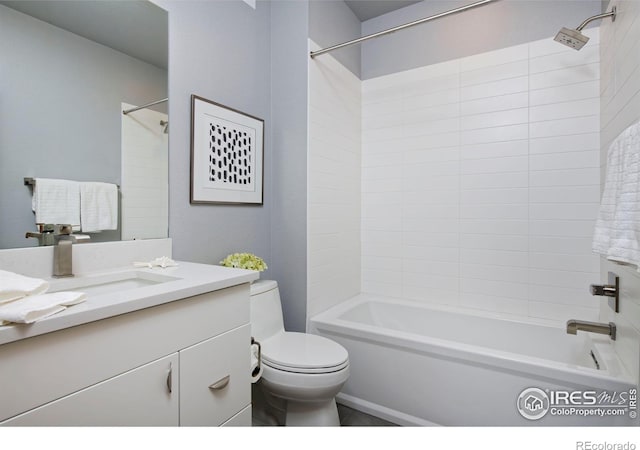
[209,375,230,391]
[166,363,173,394]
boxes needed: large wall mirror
[0,0,168,249]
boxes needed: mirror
[0,0,168,249]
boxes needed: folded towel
[0,270,49,304]
[31,178,81,227]
[593,120,640,270]
[0,291,86,325]
[80,182,118,232]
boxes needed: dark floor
[337,404,396,427]
[251,403,396,427]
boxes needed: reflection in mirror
[0,0,168,249]
[121,102,168,241]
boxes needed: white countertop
[0,261,259,346]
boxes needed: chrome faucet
[26,224,90,277]
[53,225,90,278]
[566,320,616,341]
[25,223,56,246]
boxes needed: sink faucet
[26,224,90,277]
[566,320,616,341]
[53,225,90,278]
[25,224,56,246]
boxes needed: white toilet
[250,280,349,426]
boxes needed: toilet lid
[261,332,349,373]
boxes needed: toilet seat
[261,332,349,374]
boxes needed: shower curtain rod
[122,98,168,115]
[310,0,497,58]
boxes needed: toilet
[250,280,349,426]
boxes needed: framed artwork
[190,95,264,204]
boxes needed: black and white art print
[190,95,264,204]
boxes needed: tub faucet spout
[566,320,616,340]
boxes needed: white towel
[0,270,49,304]
[593,134,624,254]
[80,182,118,232]
[608,122,640,268]
[0,291,86,325]
[31,178,80,227]
[593,120,640,269]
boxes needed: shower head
[554,7,616,51]
[554,27,589,50]
[160,120,168,134]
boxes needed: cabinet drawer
[1,354,179,426]
[179,324,251,426]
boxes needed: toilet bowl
[250,280,349,426]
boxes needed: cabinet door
[1,354,178,426]
[180,324,251,426]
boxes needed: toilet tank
[250,280,285,341]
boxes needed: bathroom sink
[49,270,181,296]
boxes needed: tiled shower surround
[308,40,362,319]
[360,28,601,321]
[599,0,640,381]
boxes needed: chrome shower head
[554,27,589,50]
[160,120,168,134]
[554,7,616,51]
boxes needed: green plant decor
[220,253,268,272]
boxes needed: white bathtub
[310,294,639,426]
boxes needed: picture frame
[190,94,264,204]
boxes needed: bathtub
[309,294,639,426]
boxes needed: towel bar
[24,177,120,189]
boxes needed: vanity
[0,239,258,426]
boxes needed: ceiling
[1,0,422,65]
[345,0,423,21]
[0,0,167,69]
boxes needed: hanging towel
[31,178,81,227]
[80,182,118,232]
[608,122,640,268]
[0,291,86,325]
[593,134,624,255]
[0,270,49,304]
[593,120,640,269]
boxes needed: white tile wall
[599,0,640,383]
[361,28,601,323]
[307,40,361,319]
[121,103,168,241]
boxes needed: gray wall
[155,0,272,270]
[155,0,357,332]
[270,1,310,332]
[361,0,603,79]
[309,0,361,78]
[0,5,167,249]
[157,0,359,332]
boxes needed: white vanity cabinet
[0,283,252,426]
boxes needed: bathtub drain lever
[590,350,600,370]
